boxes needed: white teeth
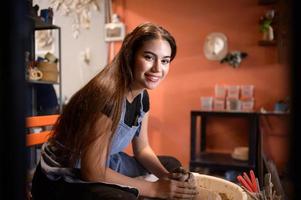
[147,75,159,82]
[150,77,159,81]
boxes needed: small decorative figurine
[220,51,248,68]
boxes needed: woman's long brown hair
[50,22,177,177]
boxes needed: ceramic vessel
[193,173,248,200]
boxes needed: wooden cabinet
[189,111,259,174]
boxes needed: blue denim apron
[108,91,148,177]
[39,91,148,182]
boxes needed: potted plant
[259,10,275,41]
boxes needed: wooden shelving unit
[258,40,277,46]
[26,14,62,116]
[190,152,251,171]
[189,111,259,173]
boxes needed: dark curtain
[290,0,301,199]
[0,0,27,199]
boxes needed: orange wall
[114,0,290,168]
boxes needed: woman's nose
[151,60,162,72]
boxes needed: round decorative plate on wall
[203,32,228,61]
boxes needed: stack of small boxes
[226,85,241,111]
[201,85,255,112]
[213,85,227,111]
[240,85,255,112]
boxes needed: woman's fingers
[169,172,183,180]
[170,172,189,181]
[170,169,195,183]
[167,180,198,200]
[173,180,196,189]
[170,188,198,200]
[171,193,197,199]
[174,186,198,195]
[172,167,187,174]
[155,177,198,199]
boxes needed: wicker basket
[37,62,59,82]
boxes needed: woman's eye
[144,55,154,61]
[161,59,170,65]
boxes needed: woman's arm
[105,167,159,197]
[81,144,156,197]
[105,168,197,199]
[80,113,197,199]
[83,161,196,199]
[80,121,196,198]
[132,112,170,178]
[79,113,157,197]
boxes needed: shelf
[27,80,59,85]
[259,111,290,116]
[35,23,60,30]
[27,15,59,30]
[258,0,277,5]
[191,110,257,117]
[192,110,289,116]
[258,40,277,46]
[190,152,253,171]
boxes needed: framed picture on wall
[104,22,125,42]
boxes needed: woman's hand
[169,167,190,182]
[169,167,196,184]
[151,178,198,199]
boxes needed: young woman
[31,22,198,200]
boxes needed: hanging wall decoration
[220,51,248,68]
[204,32,248,68]
[50,0,102,38]
[203,32,228,61]
[104,14,125,42]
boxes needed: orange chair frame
[26,114,59,147]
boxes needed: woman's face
[132,39,172,91]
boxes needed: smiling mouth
[145,74,161,82]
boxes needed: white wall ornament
[203,32,228,61]
[104,14,125,42]
[80,47,91,64]
[50,0,102,39]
